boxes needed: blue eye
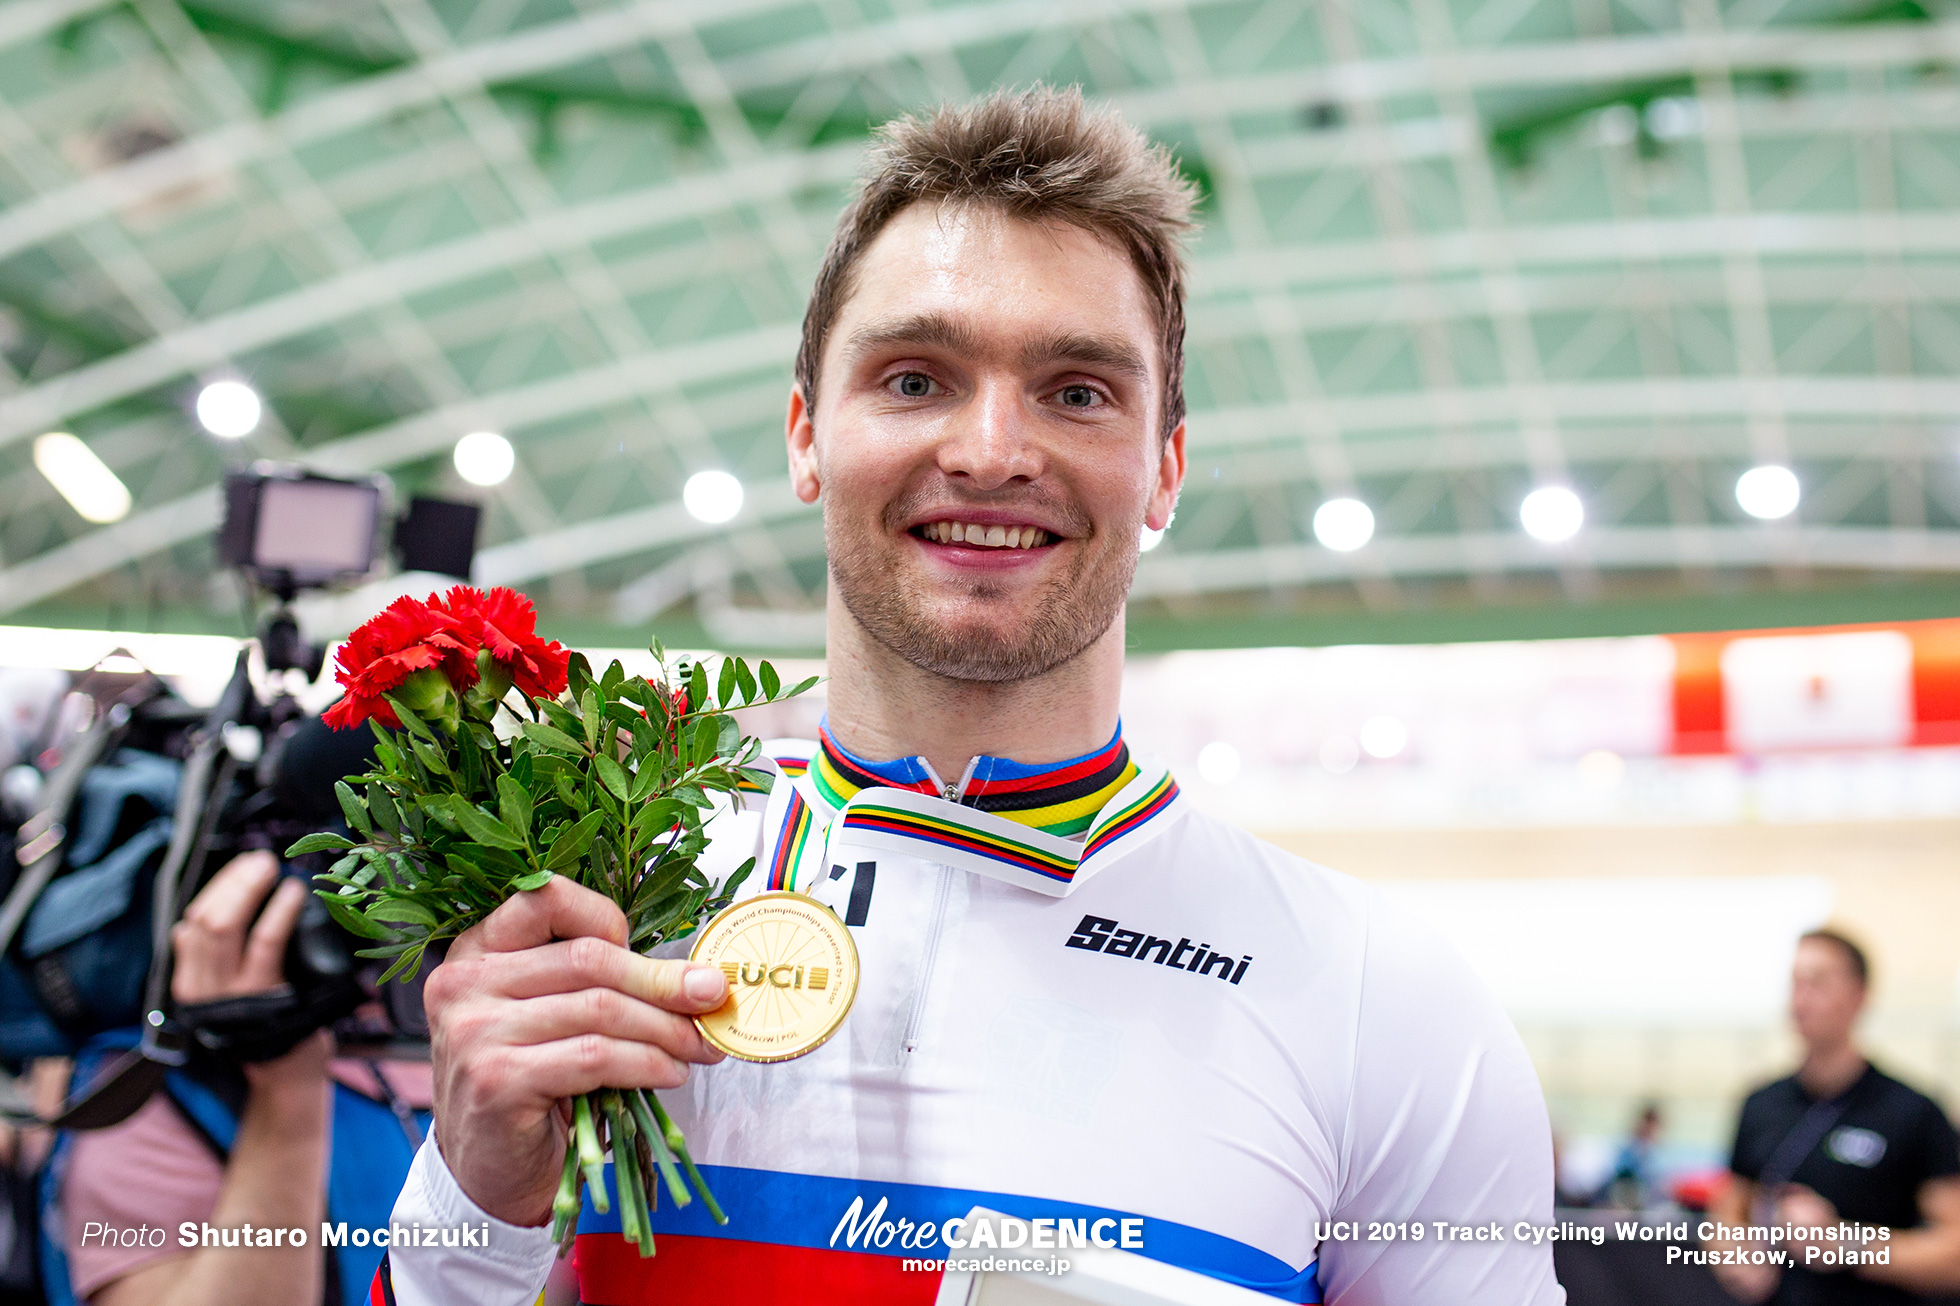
[894,373,932,397]
[1058,385,1101,408]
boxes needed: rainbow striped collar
[812,724,1142,839]
[767,726,1183,898]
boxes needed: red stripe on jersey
[575,1232,938,1305]
[369,1253,397,1306]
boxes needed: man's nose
[936,378,1044,489]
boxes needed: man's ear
[786,385,820,504]
[1145,420,1186,530]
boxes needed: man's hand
[424,876,730,1227]
[92,852,329,1306]
[1707,1175,1778,1303]
[1775,1185,1845,1264]
[169,850,328,1088]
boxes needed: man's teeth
[920,521,1052,549]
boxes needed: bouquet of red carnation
[287,585,813,1258]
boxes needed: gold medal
[688,891,859,1063]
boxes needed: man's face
[1789,938,1865,1049]
[789,202,1184,683]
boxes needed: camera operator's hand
[424,875,729,1227]
[170,850,330,1085]
[91,852,329,1306]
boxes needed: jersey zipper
[898,767,974,1057]
[902,864,955,1055]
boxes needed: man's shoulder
[1155,806,1377,918]
[1862,1064,1959,1133]
[1738,1074,1803,1119]
[1158,809,1492,999]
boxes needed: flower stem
[628,1089,689,1209]
[550,1136,582,1248]
[647,1092,726,1225]
[572,1093,609,1213]
[606,1094,646,1249]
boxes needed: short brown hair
[795,86,1198,441]
[1800,928,1870,987]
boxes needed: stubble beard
[827,499,1140,685]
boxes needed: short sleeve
[1915,1098,1960,1184]
[1317,893,1564,1306]
[61,1093,221,1299]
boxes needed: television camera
[0,465,481,1131]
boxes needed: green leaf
[581,689,601,749]
[719,855,756,903]
[320,894,396,940]
[567,651,594,702]
[630,798,683,844]
[366,783,401,838]
[453,802,527,851]
[734,658,756,705]
[687,718,718,767]
[335,782,373,838]
[540,699,582,736]
[594,754,629,801]
[759,660,780,699]
[521,721,587,755]
[497,774,533,837]
[601,659,625,698]
[411,734,452,776]
[512,868,555,892]
[369,899,439,928]
[716,658,737,709]
[628,758,663,802]
[286,832,355,857]
[544,811,604,869]
[688,661,708,711]
[789,675,819,698]
[390,698,437,741]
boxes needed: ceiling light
[195,380,261,439]
[1358,715,1407,760]
[34,433,131,523]
[1319,735,1360,774]
[453,431,515,487]
[1520,486,1584,542]
[1735,464,1800,520]
[683,470,743,524]
[1196,741,1240,785]
[1312,497,1374,552]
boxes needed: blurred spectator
[1707,929,1960,1304]
[46,852,430,1306]
[1600,1102,1666,1210]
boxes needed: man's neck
[822,607,1125,783]
[1796,1039,1867,1100]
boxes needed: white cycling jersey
[380,729,1565,1306]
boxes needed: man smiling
[376,88,1565,1306]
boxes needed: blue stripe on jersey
[578,1163,1321,1303]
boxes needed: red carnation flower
[322,594,480,730]
[436,586,570,702]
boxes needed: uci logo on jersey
[1063,915,1250,985]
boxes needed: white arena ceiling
[1,0,1958,649]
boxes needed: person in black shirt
[1709,929,1960,1304]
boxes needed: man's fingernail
[683,966,725,1002]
